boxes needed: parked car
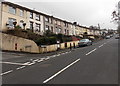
[115,35,120,39]
[105,36,111,39]
[110,34,113,37]
[78,39,92,47]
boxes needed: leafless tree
[112,1,120,34]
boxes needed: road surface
[1,36,119,85]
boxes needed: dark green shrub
[34,36,57,46]
[15,25,21,29]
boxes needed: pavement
[0,36,119,85]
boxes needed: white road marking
[41,58,46,60]
[61,53,65,55]
[0,70,13,76]
[56,54,60,56]
[43,58,80,83]
[103,43,106,45]
[16,66,26,70]
[99,44,104,48]
[30,59,33,61]
[23,62,31,65]
[33,59,39,62]
[86,48,97,56]
[46,56,50,58]
[51,55,56,58]
[45,57,50,60]
[65,52,68,54]
[38,59,44,62]
[0,61,29,66]
[28,62,36,65]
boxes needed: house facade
[0,1,102,38]
[1,2,44,35]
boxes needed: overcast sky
[6,0,119,30]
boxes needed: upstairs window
[54,20,57,24]
[30,21,33,30]
[45,25,49,30]
[45,17,49,22]
[9,6,16,14]
[49,18,53,24]
[20,9,24,17]
[57,21,61,25]
[36,14,40,21]
[64,22,68,27]
[30,12,33,19]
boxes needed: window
[8,18,16,27]
[35,23,41,32]
[36,14,40,21]
[64,29,67,34]
[55,20,57,24]
[64,22,68,27]
[19,20,24,29]
[9,6,16,14]
[45,25,49,30]
[67,30,69,35]
[49,18,53,24]
[20,9,24,17]
[51,26,53,32]
[57,21,61,25]
[55,27,58,34]
[58,28,61,33]
[45,17,49,22]
[30,12,33,19]
[30,21,33,30]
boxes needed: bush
[49,37,57,44]
[6,28,73,45]
[15,25,21,29]
[34,36,57,46]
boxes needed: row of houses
[0,1,102,38]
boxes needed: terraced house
[0,1,102,37]
[0,2,45,35]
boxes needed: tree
[112,1,120,34]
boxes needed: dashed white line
[0,70,13,76]
[0,61,29,66]
[99,44,104,48]
[16,66,26,70]
[23,62,31,65]
[43,58,80,83]
[33,59,39,62]
[45,57,50,60]
[38,59,44,62]
[28,62,36,65]
[51,55,56,58]
[86,48,97,56]
[103,43,106,45]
